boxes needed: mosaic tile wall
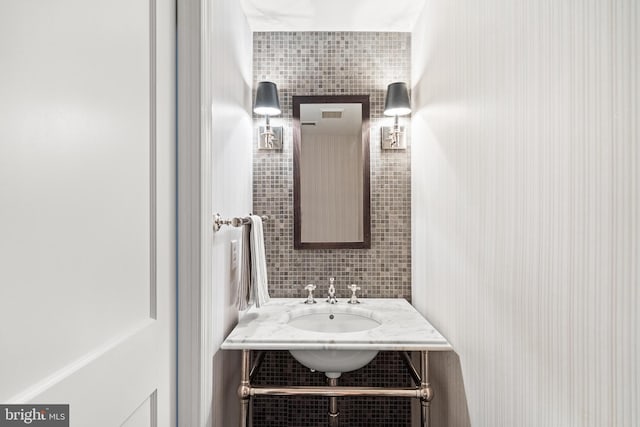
[253,32,412,299]
[252,32,413,427]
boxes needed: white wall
[412,1,639,426]
[177,0,251,424]
[207,0,253,426]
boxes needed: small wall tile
[253,31,412,300]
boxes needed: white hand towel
[235,222,252,311]
[248,215,270,308]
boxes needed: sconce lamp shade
[254,81,281,116]
[383,82,411,116]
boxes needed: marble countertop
[221,298,452,351]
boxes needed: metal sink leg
[420,351,434,427]
[328,377,339,427]
[238,350,251,427]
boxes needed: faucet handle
[347,284,361,304]
[304,284,317,304]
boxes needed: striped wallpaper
[411,0,638,426]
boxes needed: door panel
[122,393,156,427]
[0,0,175,425]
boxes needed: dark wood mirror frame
[293,95,371,249]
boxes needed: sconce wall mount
[381,125,407,150]
[381,82,411,150]
[258,124,283,150]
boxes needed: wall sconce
[381,82,411,150]
[254,81,283,150]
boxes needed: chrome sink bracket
[400,351,422,386]
[249,350,266,382]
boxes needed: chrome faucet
[326,277,338,304]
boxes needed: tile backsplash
[253,31,412,301]
[252,32,413,427]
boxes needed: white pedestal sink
[287,307,381,378]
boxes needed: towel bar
[213,213,269,232]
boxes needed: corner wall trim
[176,0,211,426]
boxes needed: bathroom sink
[221,298,452,377]
[287,307,381,378]
[288,311,381,333]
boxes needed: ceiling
[240,0,427,32]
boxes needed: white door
[0,1,175,426]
